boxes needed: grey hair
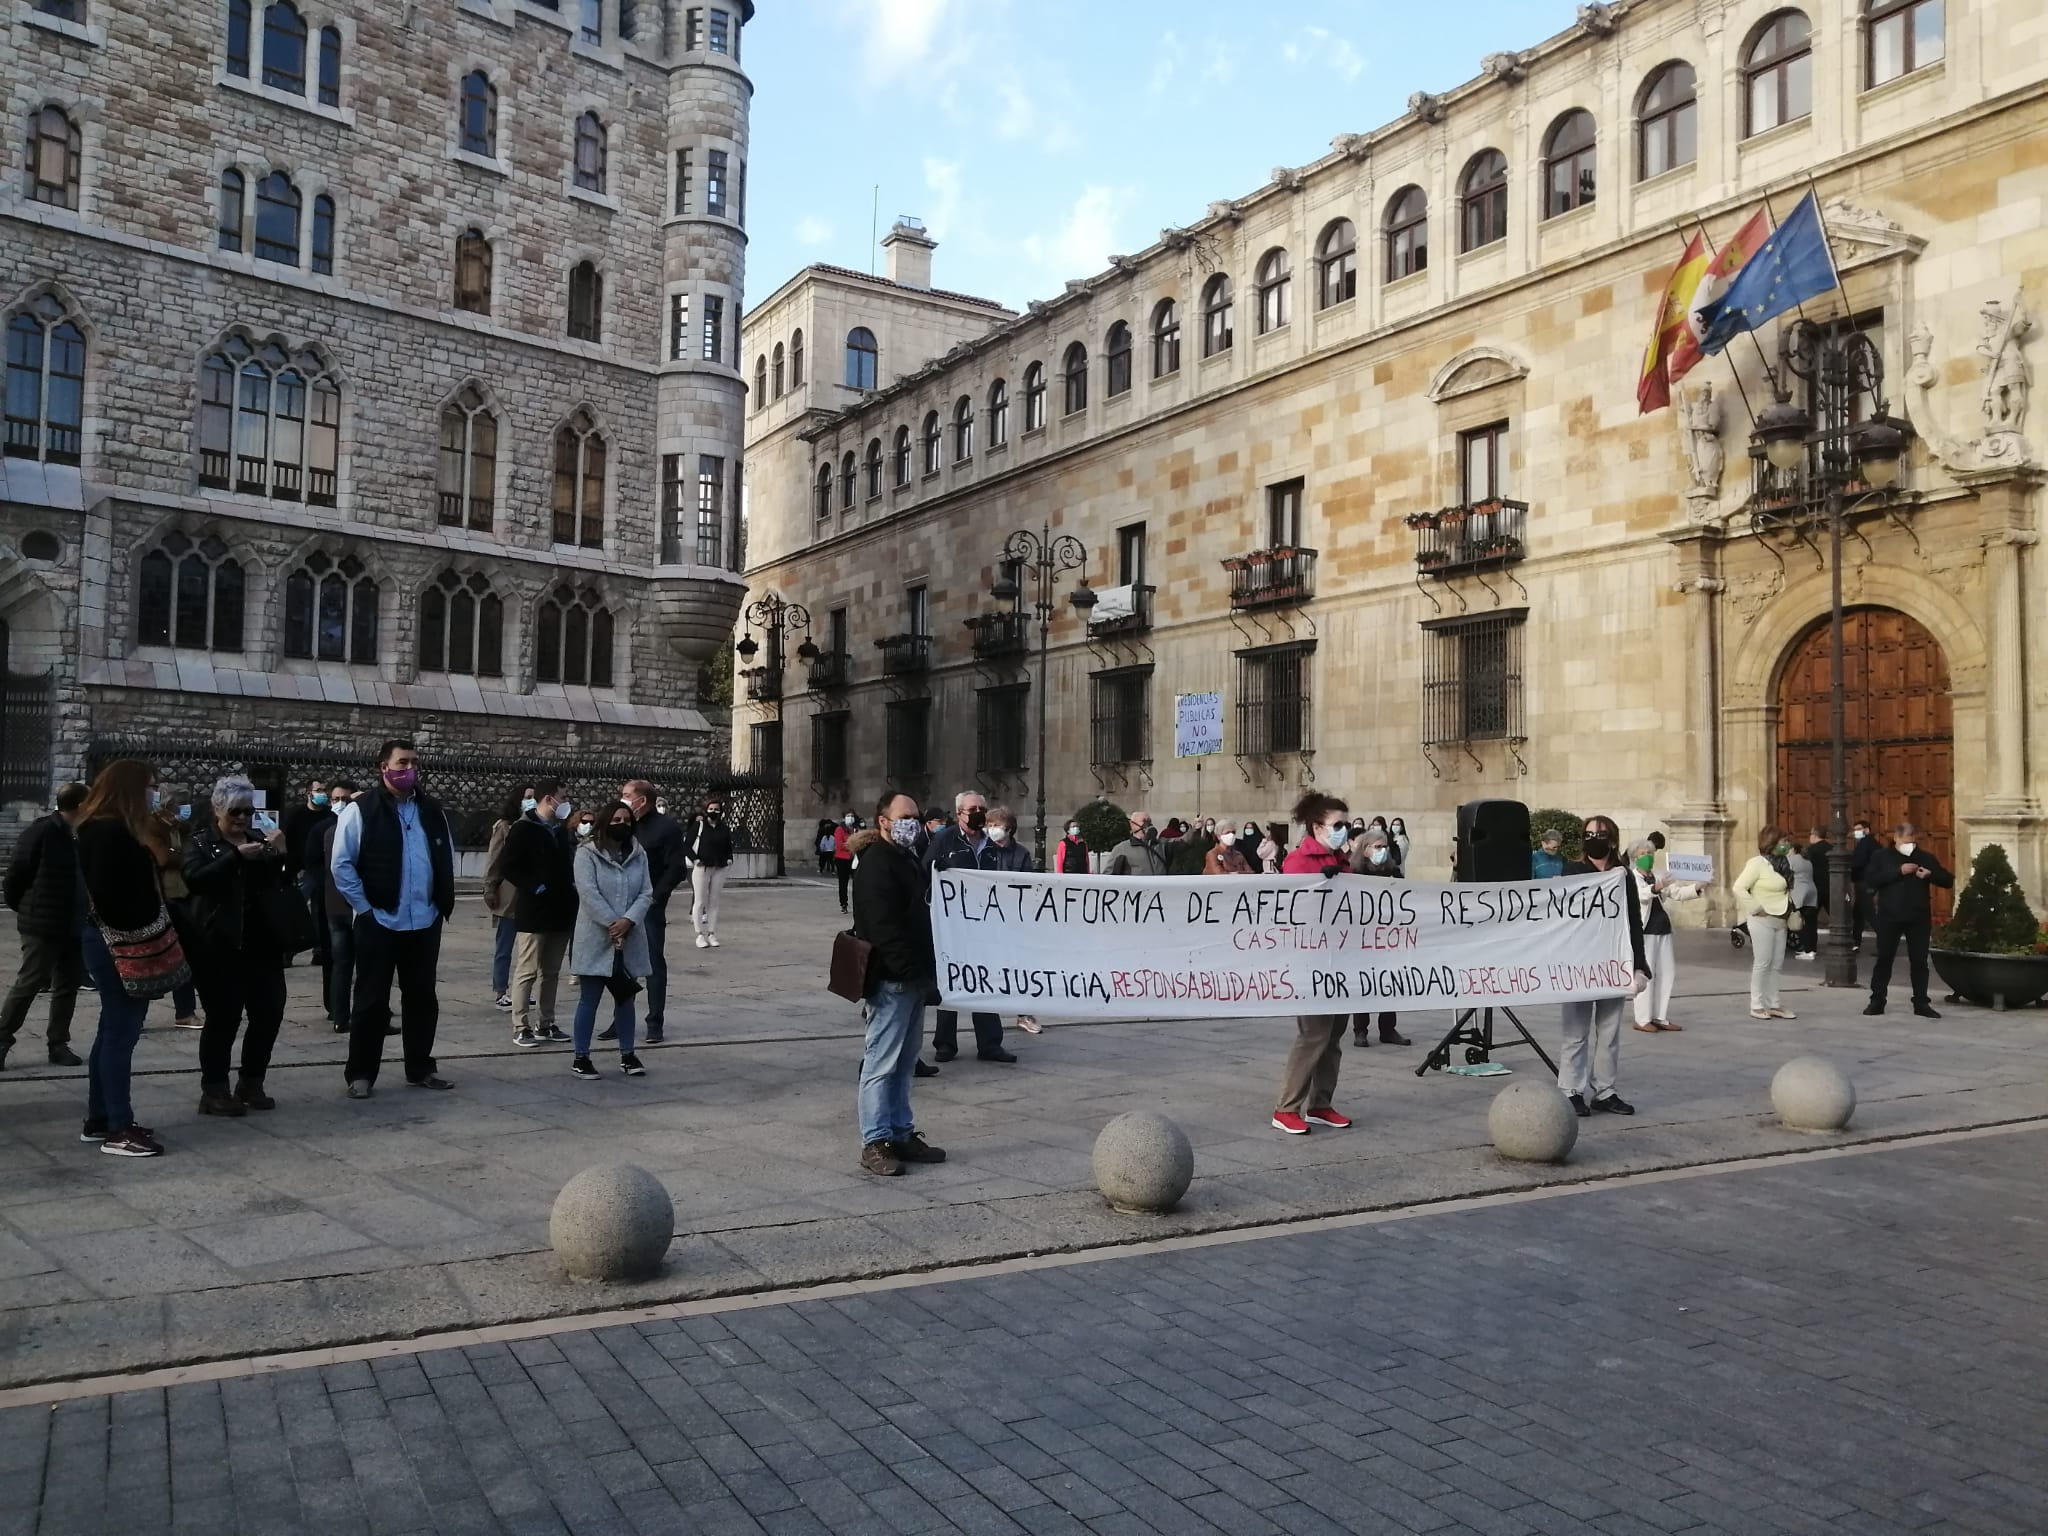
[986,803,1017,829]
[212,774,258,816]
[953,789,987,811]
[1626,838,1656,860]
[1357,827,1390,848]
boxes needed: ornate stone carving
[1576,2,1618,36]
[1107,253,1139,274]
[1406,91,1445,124]
[1159,227,1192,251]
[1331,133,1371,163]
[1678,381,1727,511]
[1979,295,2033,438]
[1205,199,1243,224]
[1822,195,1928,270]
[1482,50,1527,83]
[1270,167,1305,192]
[1909,291,2036,475]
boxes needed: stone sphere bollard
[1092,1111,1195,1214]
[1771,1056,1856,1132]
[550,1164,675,1281]
[1487,1080,1580,1164]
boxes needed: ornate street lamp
[991,526,1095,868]
[1747,319,1914,989]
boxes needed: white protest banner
[1665,852,1715,883]
[932,869,1638,1019]
[1174,692,1224,758]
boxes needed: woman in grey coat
[568,799,653,1079]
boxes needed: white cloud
[922,157,965,243]
[1021,186,1129,285]
[1202,39,1238,85]
[1149,29,1184,96]
[795,215,835,246]
[1283,26,1363,84]
[852,0,954,81]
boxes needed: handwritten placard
[933,868,1636,1018]
[1665,852,1715,883]
[1174,692,1224,758]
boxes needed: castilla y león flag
[1667,207,1771,383]
[1637,232,1707,414]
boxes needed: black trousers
[1352,1011,1401,1040]
[933,1009,1002,1054]
[346,916,441,1085]
[836,860,853,911]
[195,951,286,1089]
[1869,917,1933,1007]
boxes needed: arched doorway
[1775,606,1954,917]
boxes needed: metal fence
[86,736,783,854]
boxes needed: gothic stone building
[740,0,2048,921]
[0,0,756,841]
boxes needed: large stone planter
[1930,948,2048,1011]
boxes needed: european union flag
[1695,191,1840,356]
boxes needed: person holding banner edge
[1557,823,1651,1117]
[924,790,1017,1064]
[1273,792,1358,1136]
[1347,826,1412,1048]
[851,791,946,1177]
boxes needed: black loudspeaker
[1457,799,1531,883]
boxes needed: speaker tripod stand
[1415,1006,1557,1078]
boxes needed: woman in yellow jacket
[1732,826,1799,1020]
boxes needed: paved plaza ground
[1,880,2046,1390]
[3,1127,2045,1536]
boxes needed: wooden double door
[1775,607,1954,918]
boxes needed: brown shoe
[235,1077,276,1110]
[891,1132,946,1165]
[860,1140,903,1177]
[198,1089,247,1117]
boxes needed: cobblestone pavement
[4,1128,2045,1536]
[2,884,2047,1385]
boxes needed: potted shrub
[1931,844,2048,1010]
[1404,510,1440,531]
[1417,548,1450,569]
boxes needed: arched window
[987,378,1009,447]
[437,385,496,530]
[1316,221,1358,309]
[1202,274,1234,356]
[845,326,878,389]
[416,569,502,677]
[1744,11,1813,136]
[227,0,252,76]
[814,462,833,518]
[1460,151,1508,251]
[25,106,80,210]
[311,192,334,275]
[137,532,244,652]
[195,334,340,505]
[454,228,492,314]
[839,450,857,508]
[753,355,767,408]
[1867,0,1941,86]
[771,342,785,396]
[573,111,607,192]
[253,171,301,265]
[1150,301,1181,378]
[953,395,975,460]
[551,411,606,547]
[790,328,805,384]
[1062,342,1089,415]
[1384,186,1428,281]
[1637,63,1698,179]
[536,584,614,688]
[1104,322,1133,398]
[460,70,497,157]
[891,424,912,485]
[921,410,942,473]
[865,437,884,498]
[283,551,377,664]
[1542,110,1598,217]
[567,260,602,341]
[218,168,245,251]
[317,24,340,107]
[4,295,86,466]
[1255,249,1291,334]
[261,1,308,94]
[1023,361,1047,431]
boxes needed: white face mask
[1367,846,1390,865]
[844,817,856,827]
[1853,829,1867,840]
[988,825,1010,844]
[1066,826,1080,838]
[1895,842,1915,856]
[890,817,921,847]
[1220,831,1237,846]
[575,823,594,839]
[1322,823,1350,850]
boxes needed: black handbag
[258,884,319,957]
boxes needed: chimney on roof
[882,216,936,290]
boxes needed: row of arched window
[457,73,620,202]
[226,1,341,108]
[216,166,334,274]
[748,328,809,407]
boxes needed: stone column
[1982,526,2036,812]
[1663,528,1735,924]
[1955,467,2043,905]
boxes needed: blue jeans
[79,924,149,1132]
[327,912,356,1026]
[642,904,668,1033]
[858,980,925,1147]
[572,975,636,1056]
[491,915,516,996]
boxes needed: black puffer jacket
[687,813,735,868]
[183,823,292,959]
[502,814,578,933]
[849,829,935,993]
[3,813,81,937]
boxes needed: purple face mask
[383,766,419,793]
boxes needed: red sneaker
[1271,1111,1311,1135]
[1304,1107,1353,1129]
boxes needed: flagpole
[1803,173,1860,326]
[1687,215,1777,413]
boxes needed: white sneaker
[707,934,721,948]
[695,934,710,949]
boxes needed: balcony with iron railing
[1409,499,1528,577]
[742,666,783,702]
[1223,548,1318,610]
[965,609,1029,659]
[1088,583,1155,636]
[876,633,932,675]
[806,649,851,691]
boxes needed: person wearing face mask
[1272,792,1358,1136]
[1557,828,1651,1115]
[684,796,735,949]
[313,781,360,1032]
[501,779,579,1049]
[832,811,861,912]
[282,779,336,988]
[1785,837,1819,961]
[1848,817,1877,952]
[1104,812,1170,877]
[1532,828,1567,879]
[331,739,458,1098]
[1628,838,1681,1033]
[815,818,839,877]
[923,791,1017,1063]
[1202,821,1254,875]
[1054,821,1089,874]
[1863,820,1953,1019]
[1252,822,1281,873]
[482,787,534,1011]
[567,800,653,1080]
[0,780,89,1071]
[1346,828,1411,1048]
[1388,817,1411,868]
[151,787,203,1031]
[617,781,686,1046]
[849,791,946,1177]
[1731,825,1799,1021]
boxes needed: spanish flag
[1668,207,1771,383]
[1638,233,1707,414]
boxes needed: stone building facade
[741,0,2048,918]
[0,0,757,839]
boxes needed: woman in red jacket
[1273,790,1355,1136]
[831,811,858,914]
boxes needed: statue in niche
[1907,295,2036,475]
[1678,382,1725,507]
[1978,296,2033,438]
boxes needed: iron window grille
[1421,610,1526,746]
[1090,666,1152,767]
[811,710,850,784]
[976,684,1029,773]
[749,721,782,777]
[886,698,931,780]
[1234,643,1314,757]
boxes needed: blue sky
[743,0,1583,310]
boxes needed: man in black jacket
[1862,820,1954,1019]
[621,779,685,1044]
[1848,818,1877,949]
[503,779,578,1048]
[0,781,88,1069]
[851,790,946,1178]
[922,789,1014,1064]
